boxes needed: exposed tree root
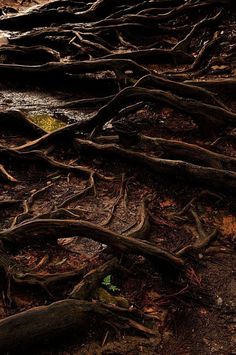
[0,45,60,65]
[185,78,236,94]
[0,164,17,183]
[75,139,236,191]
[172,10,223,52]
[0,58,149,84]
[126,198,150,239]
[0,109,46,137]
[58,173,96,209]
[10,183,54,227]
[0,299,156,353]
[172,190,223,218]
[102,48,193,65]
[140,135,236,170]
[135,74,229,110]
[0,145,112,181]
[96,134,236,170]
[75,86,236,133]
[176,210,218,256]
[0,0,235,352]
[70,257,118,300]
[101,173,126,226]
[0,218,184,267]
[0,249,85,296]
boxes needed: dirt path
[0,1,235,354]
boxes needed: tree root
[135,74,229,110]
[172,190,223,218]
[0,164,17,183]
[0,249,85,297]
[0,299,156,353]
[103,48,193,65]
[0,1,234,352]
[101,173,126,226]
[58,173,96,209]
[75,86,236,133]
[74,139,236,191]
[185,78,236,95]
[60,94,114,109]
[176,209,218,256]
[0,218,184,267]
[0,109,46,137]
[0,145,112,181]
[0,44,60,65]
[10,199,29,227]
[15,123,79,151]
[0,58,149,84]
[140,135,236,170]
[10,182,54,227]
[70,257,118,300]
[126,198,150,239]
[172,10,223,52]
[100,134,236,170]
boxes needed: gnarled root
[74,139,236,192]
[0,218,184,268]
[0,299,157,353]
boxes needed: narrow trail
[0,1,235,354]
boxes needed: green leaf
[102,275,120,292]
[102,275,111,286]
[109,285,120,292]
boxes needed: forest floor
[0,1,236,354]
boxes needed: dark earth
[0,0,235,354]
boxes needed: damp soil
[0,1,235,355]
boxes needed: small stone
[124,70,133,75]
[216,296,223,306]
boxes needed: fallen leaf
[160,199,176,207]
[211,65,229,70]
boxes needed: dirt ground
[0,1,236,354]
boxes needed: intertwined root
[0,0,235,352]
